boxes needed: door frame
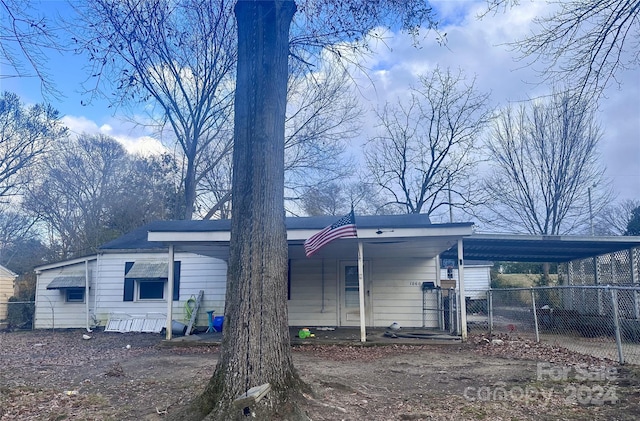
[338,260,371,326]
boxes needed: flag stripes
[304,211,357,257]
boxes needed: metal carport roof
[440,233,640,263]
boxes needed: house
[34,214,474,332]
[34,216,640,340]
[0,264,18,322]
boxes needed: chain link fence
[0,300,35,330]
[466,286,640,365]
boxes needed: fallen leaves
[471,333,617,366]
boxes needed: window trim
[123,261,181,302]
[136,279,166,301]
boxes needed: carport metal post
[166,245,175,341]
[457,239,468,342]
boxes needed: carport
[440,233,640,338]
[442,234,640,263]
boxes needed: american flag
[304,211,357,257]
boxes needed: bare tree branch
[0,0,67,99]
[485,0,640,99]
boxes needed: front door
[339,261,370,326]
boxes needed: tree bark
[169,1,306,420]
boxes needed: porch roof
[132,214,475,260]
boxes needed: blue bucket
[213,316,224,332]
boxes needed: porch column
[457,239,468,342]
[166,245,175,340]
[358,241,366,342]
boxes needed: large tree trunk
[169,1,305,420]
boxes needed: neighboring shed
[440,260,492,300]
[0,264,18,321]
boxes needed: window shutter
[124,262,134,301]
[173,261,181,301]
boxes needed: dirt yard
[1,329,639,420]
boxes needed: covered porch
[146,214,475,342]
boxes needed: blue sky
[2,0,639,203]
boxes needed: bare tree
[0,91,67,201]
[0,208,37,260]
[194,61,360,220]
[364,68,491,218]
[485,0,640,98]
[482,92,610,235]
[74,0,237,220]
[24,134,132,257]
[299,180,384,216]
[595,199,640,236]
[196,150,233,220]
[107,152,184,233]
[23,134,179,258]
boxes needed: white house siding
[441,266,491,300]
[94,252,227,328]
[35,252,444,330]
[371,258,437,328]
[288,257,438,328]
[34,260,97,329]
[287,259,339,326]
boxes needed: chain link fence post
[609,287,625,364]
[487,289,493,336]
[531,288,539,343]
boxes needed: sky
[2,0,639,203]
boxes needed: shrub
[6,296,34,329]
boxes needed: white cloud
[61,115,166,157]
[112,134,166,156]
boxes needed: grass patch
[491,274,558,289]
